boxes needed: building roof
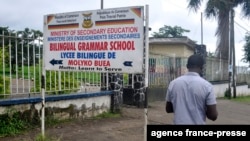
[149,36,197,50]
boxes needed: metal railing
[1,33,249,99]
[0,32,44,98]
[148,54,250,87]
[0,33,109,99]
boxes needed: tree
[151,25,190,38]
[0,26,43,73]
[187,0,250,60]
[16,28,43,65]
[188,0,250,98]
[0,27,16,46]
[0,27,13,67]
[242,32,250,65]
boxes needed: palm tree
[187,0,250,60]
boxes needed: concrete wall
[147,83,250,102]
[1,82,249,120]
[150,44,193,58]
[150,44,184,57]
[213,83,250,97]
[45,95,111,119]
[0,91,113,121]
[149,37,196,58]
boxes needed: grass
[91,111,121,120]
[0,65,100,80]
[0,65,40,79]
[220,94,250,104]
[34,133,62,141]
[231,95,250,104]
[0,110,121,140]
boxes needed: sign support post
[144,4,149,141]
[42,5,145,138]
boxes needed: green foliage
[231,95,250,104]
[0,27,16,37]
[224,88,231,99]
[92,111,121,120]
[44,115,70,127]
[0,46,12,97]
[151,25,190,38]
[242,32,250,65]
[1,26,43,72]
[0,46,10,67]
[0,107,65,138]
[187,0,250,60]
[31,71,80,94]
[0,109,28,137]
[35,134,62,141]
[0,47,10,98]
[0,76,10,97]
[28,60,79,94]
[15,27,43,41]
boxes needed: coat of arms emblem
[82,13,93,28]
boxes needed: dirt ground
[1,99,250,141]
[0,104,150,141]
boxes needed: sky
[1,0,250,66]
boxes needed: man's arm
[206,104,218,121]
[165,101,174,113]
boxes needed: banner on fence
[43,6,144,73]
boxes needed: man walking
[165,54,218,124]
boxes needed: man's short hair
[186,54,204,69]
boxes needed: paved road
[0,99,249,141]
[148,99,250,125]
